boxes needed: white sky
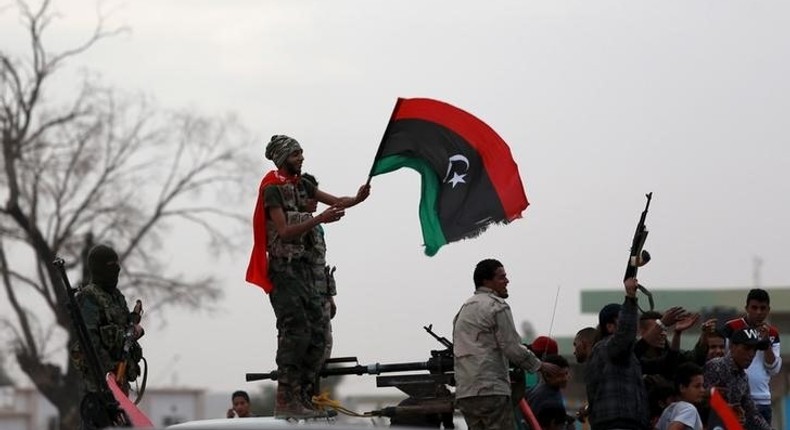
[2,0,789,400]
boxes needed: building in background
[0,387,207,430]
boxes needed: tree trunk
[58,402,80,430]
[17,337,83,430]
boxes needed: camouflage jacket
[265,182,310,261]
[264,180,337,295]
[70,283,142,391]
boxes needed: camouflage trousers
[269,259,326,387]
[457,395,516,430]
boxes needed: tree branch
[0,238,39,358]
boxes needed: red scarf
[245,170,299,293]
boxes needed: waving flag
[369,98,528,256]
[708,388,745,430]
[518,398,543,430]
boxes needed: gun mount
[246,324,456,427]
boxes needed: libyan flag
[707,388,745,430]
[369,97,528,256]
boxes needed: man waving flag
[369,97,528,256]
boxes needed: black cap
[730,328,770,350]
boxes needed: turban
[265,135,302,168]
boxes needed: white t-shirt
[655,401,703,430]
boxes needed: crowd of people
[234,135,784,428]
[69,135,781,430]
[452,258,782,430]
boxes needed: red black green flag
[369,98,529,256]
[707,388,745,430]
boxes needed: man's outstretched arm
[315,184,370,208]
[268,205,344,240]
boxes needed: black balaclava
[88,244,120,289]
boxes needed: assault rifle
[246,324,456,424]
[53,258,153,428]
[424,324,453,349]
[624,192,655,311]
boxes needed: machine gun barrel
[246,355,454,382]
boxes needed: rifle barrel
[246,357,454,382]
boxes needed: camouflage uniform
[70,283,142,392]
[69,245,142,430]
[264,180,326,413]
[305,224,336,373]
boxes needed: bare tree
[0,351,13,386]
[0,1,254,428]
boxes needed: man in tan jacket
[453,258,560,430]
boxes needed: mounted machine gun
[246,324,456,426]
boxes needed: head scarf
[265,135,302,168]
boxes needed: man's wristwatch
[655,319,667,330]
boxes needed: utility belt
[268,256,313,275]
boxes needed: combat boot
[299,384,316,410]
[299,384,338,418]
[273,383,324,420]
[297,385,332,417]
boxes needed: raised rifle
[624,192,655,311]
[53,258,130,428]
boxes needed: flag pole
[366,97,405,186]
[548,285,561,338]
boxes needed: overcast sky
[2,0,789,400]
